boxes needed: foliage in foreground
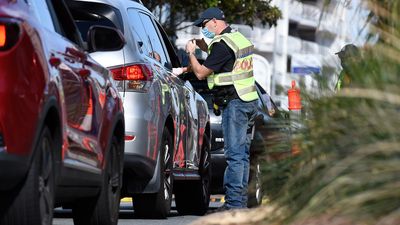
[259,1,400,225]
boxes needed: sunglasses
[201,19,212,28]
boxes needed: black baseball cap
[193,7,225,27]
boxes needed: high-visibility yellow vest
[335,71,351,91]
[207,31,258,102]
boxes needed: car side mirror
[87,25,125,52]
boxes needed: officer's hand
[186,39,196,54]
[195,38,208,52]
[182,66,191,73]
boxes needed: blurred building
[175,0,352,110]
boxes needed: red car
[0,0,125,224]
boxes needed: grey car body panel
[90,51,125,68]
[66,0,210,194]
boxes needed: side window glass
[263,94,276,117]
[156,22,181,68]
[67,1,123,42]
[76,19,115,42]
[127,9,153,59]
[45,0,84,47]
[28,0,55,32]
[137,13,169,66]
[256,82,276,117]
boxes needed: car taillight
[110,64,153,81]
[0,18,21,51]
[0,24,5,47]
[110,64,153,91]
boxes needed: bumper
[122,91,155,157]
[0,151,29,191]
[122,152,157,195]
[123,153,156,180]
[121,91,166,195]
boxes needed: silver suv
[66,0,212,218]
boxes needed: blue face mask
[202,27,215,39]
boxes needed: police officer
[186,7,259,211]
[335,44,361,91]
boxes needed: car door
[132,10,190,166]
[153,20,201,169]
[41,0,104,174]
[168,72,199,168]
[181,80,199,168]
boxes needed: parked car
[0,0,125,224]
[65,0,212,218]
[184,71,292,207]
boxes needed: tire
[1,126,55,225]
[73,136,123,225]
[133,127,173,219]
[175,134,211,215]
[247,161,263,208]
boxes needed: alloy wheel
[38,131,54,225]
[107,142,121,221]
[163,142,172,201]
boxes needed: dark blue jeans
[221,98,258,208]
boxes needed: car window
[262,93,277,117]
[75,18,115,42]
[45,0,84,48]
[155,21,181,69]
[127,9,154,58]
[256,82,277,117]
[137,12,169,66]
[28,0,55,32]
[66,1,123,42]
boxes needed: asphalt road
[53,197,224,225]
[53,211,200,225]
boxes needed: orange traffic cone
[288,80,301,111]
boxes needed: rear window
[66,1,123,41]
[75,19,115,41]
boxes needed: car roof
[117,0,152,15]
[71,0,149,13]
[69,0,156,27]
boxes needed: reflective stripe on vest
[214,71,253,85]
[207,32,258,102]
